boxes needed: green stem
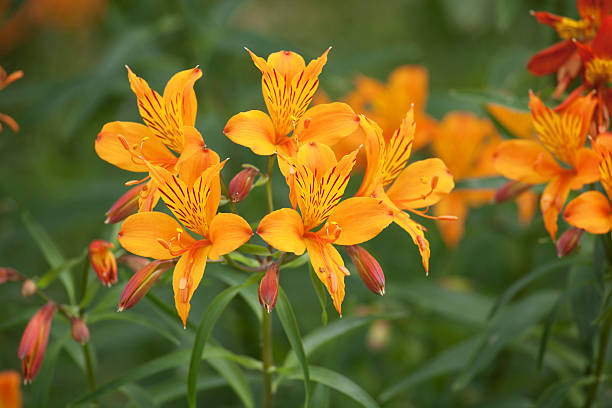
[82,342,96,390]
[79,256,90,315]
[265,155,275,213]
[262,307,273,408]
[584,312,612,407]
[223,255,266,273]
[221,176,239,215]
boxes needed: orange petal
[571,147,601,188]
[137,180,161,212]
[386,158,455,209]
[485,103,535,139]
[295,102,361,147]
[208,213,253,260]
[296,141,337,174]
[493,139,560,184]
[118,212,194,259]
[177,126,221,187]
[434,193,468,249]
[393,210,430,274]
[95,121,175,172]
[304,238,346,315]
[257,208,306,255]
[173,246,210,327]
[541,175,572,241]
[516,190,539,225]
[355,116,385,197]
[381,108,416,186]
[223,110,277,156]
[527,40,576,76]
[163,67,202,127]
[564,191,612,234]
[266,50,306,80]
[325,197,393,245]
[0,112,19,132]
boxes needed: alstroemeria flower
[572,15,612,131]
[564,133,612,233]
[95,67,210,211]
[257,143,394,314]
[118,159,252,327]
[494,92,600,241]
[527,0,611,98]
[224,49,361,157]
[355,108,455,274]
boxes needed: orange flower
[224,49,361,157]
[118,159,253,327]
[0,66,23,133]
[18,302,56,383]
[355,108,455,274]
[494,92,600,241]
[257,143,394,314]
[527,0,611,98]
[564,133,612,233]
[88,240,117,287]
[430,112,501,248]
[336,65,437,158]
[95,67,211,212]
[0,370,21,408]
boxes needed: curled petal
[257,208,306,255]
[564,191,612,234]
[393,211,430,274]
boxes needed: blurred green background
[1,0,603,407]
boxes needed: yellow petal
[173,246,210,327]
[223,110,277,156]
[118,212,194,259]
[381,108,415,186]
[564,191,612,234]
[304,238,346,315]
[295,102,361,147]
[163,67,202,127]
[208,213,253,260]
[95,121,175,172]
[266,50,306,80]
[177,126,221,187]
[494,139,560,184]
[386,158,455,209]
[296,141,337,174]
[325,197,393,245]
[257,208,306,255]
[541,174,572,241]
[485,103,535,139]
[393,210,430,274]
[355,116,385,197]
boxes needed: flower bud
[0,267,19,284]
[70,318,90,345]
[89,240,117,287]
[0,370,22,408]
[229,167,259,203]
[493,180,531,203]
[21,280,36,298]
[118,259,173,311]
[345,245,385,296]
[104,184,145,224]
[118,254,151,273]
[18,302,56,383]
[258,264,279,313]
[556,227,584,258]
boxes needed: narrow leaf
[88,311,180,346]
[208,357,254,408]
[309,265,328,326]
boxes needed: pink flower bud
[89,240,117,287]
[345,245,385,296]
[0,267,19,284]
[258,264,279,313]
[118,259,173,311]
[493,180,531,203]
[104,184,145,224]
[229,167,259,203]
[556,227,584,258]
[21,280,36,298]
[18,302,56,383]
[70,318,90,345]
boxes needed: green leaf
[88,312,180,346]
[568,262,603,359]
[287,365,379,408]
[226,251,260,268]
[281,253,309,269]
[205,345,263,372]
[33,331,70,408]
[37,248,87,289]
[378,335,483,403]
[454,176,508,191]
[150,376,227,405]
[536,377,595,408]
[309,265,328,326]
[208,357,254,408]
[187,273,261,408]
[237,243,271,256]
[452,291,558,390]
[537,294,565,370]
[276,287,311,407]
[121,383,159,408]
[22,211,75,303]
[207,267,262,323]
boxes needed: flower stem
[82,342,96,390]
[262,307,273,408]
[584,312,612,407]
[265,155,275,213]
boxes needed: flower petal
[118,212,194,259]
[541,174,572,241]
[434,193,468,248]
[304,238,346,315]
[257,208,306,255]
[173,246,210,327]
[494,139,560,184]
[325,197,393,245]
[163,67,202,127]
[295,102,361,147]
[223,110,277,156]
[393,210,430,274]
[208,213,253,260]
[564,191,612,233]
[485,103,535,139]
[571,147,602,188]
[177,126,221,187]
[527,40,576,76]
[386,158,455,209]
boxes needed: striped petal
[304,238,346,315]
[173,246,210,328]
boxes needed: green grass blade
[208,357,254,408]
[309,265,328,326]
[88,311,181,346]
